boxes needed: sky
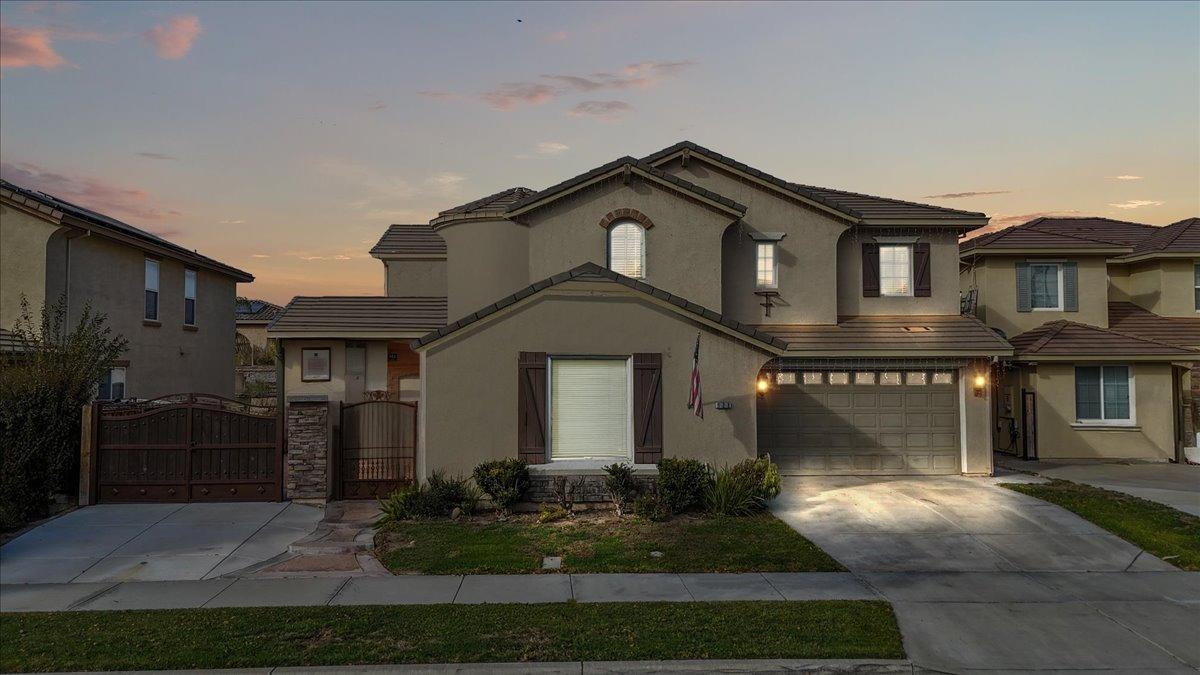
[2,1,1198,303]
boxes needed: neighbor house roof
[370,224,447,258]
[1007,320,1198,360]
[1125,217,1200,258]
[268,296,447,338]
[235,299,283,324]
[440,187,536,216]
[754,315,1012,357]
[504,156,747,219]
[960,217,1157,254]
[1107,302,1200,348]
[641,141,988,227]
[0,179,253,282]
[413,262,786,352]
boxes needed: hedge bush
[471,459,530,515]
[656,457,709,514]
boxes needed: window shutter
[518,352,548,464]
[862,243,880,297]
[1063,262,1078,312]
[633,353,663,464]
[1016,263,1032,312]
[913,243,932,297]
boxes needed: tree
[0,295,127,527]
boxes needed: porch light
[972,372,988,398]
[757,377,770,394]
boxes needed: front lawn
[1,601,902,672]
[376,511,842,574]
[1005,479,1200,570]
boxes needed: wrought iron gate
[338,400,416,499]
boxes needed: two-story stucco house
[961,217,1200,462]
[273,141,1012,489]
[0,179,253,399]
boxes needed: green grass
[376,512,843,574]
[1006,479,1200,570]
[1,601,903,672]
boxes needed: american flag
[688,333,703,419]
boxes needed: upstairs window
[756,243,778,289]
[879,245,912,296]
[1031,263,1063,310]
[184,269,197,326]
[608,221,645,279]
[98,367,126,401]
[1194,263,1199,311]
[144,259,159,321]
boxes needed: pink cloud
[0,21,69,70]
[417,90,459,101]
[482,82,557,110]
[960,210,1083,241]
[545,30,569,43]
[143,15,201,60]
[476,60,696,111]
[568,100,633,121]
[0,160,184,224]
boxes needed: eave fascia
[1111,252,1200,263]
[960,246,1131,259]
[782,348,1013,358]
[860,218,989,230]
[269,329,434,340]
[1010,353,1195,362]
[370,252,448,261]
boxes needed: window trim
[144,258,160,321]
[878,244,914,297]
[546,355,634,464]
[1030,262,1064,311]
[1074,364,1135,426]
[300,347,332,382]
[98,366,127,401]
[183,268,197,326]
[755,242,779,290]
[606,220,646,280]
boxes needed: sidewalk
[0,572,878,612]
[995,453,1200,516]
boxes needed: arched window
[607,220,645,278]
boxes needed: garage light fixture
[757,377,770,395]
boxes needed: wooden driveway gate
[337,400,416,499]
[87,394,281,503]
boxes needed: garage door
[757,370,960,475]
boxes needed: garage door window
[802,372,823,385]
[931,372,954,385]
[776,372,796,385]
[1075,365,1132,424]
[905,372,927,385]
[879,372,902,385]
[854,372,875,385]
[550,358,631,461]
[828,372,849,385]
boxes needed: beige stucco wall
[420,282,774,478]
[524,177,733,312]
[1033,361,1175,461]
[0,203,59,330]
[969,254,1110,337]
[1120,259,1196,317]
[280,338,391,405]
[385,258,447,298]
[959,365,994,475]
[659,159,848,325]
[237,324,270,350]
[838,228,961,316]
[438,218,529,322]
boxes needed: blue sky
[2,1,1197,302]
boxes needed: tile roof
[0,179,253,282]
[1107,302,1200,348]
[1130,217,1200,255]
[269,296,447,336]
[439,187,536,216]
[755,315,1012,355]
[1008,320,1197,357]
[235,299,283,323]
[961,217,1158,253]
[413,262,785,351]
[370,224,447,257]
[641,141,987,224]
[505,155,747,216]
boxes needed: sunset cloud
[143,15,201,60]
[961,210,1084,240]
[478,60,695,110]
[568,100,633,121]
[545,30,569,43]
[1113,175,1143,181]
[0,160,183,223]
[368,100,387,111]
[482,82,557,110]
[250,253,270,258]
[537,141,570,155]
[1108,199,1163,209]
[417,90,459,101]
[923,190,1011,199]
[219,219,245,224]
[137,151,176,160]
[0,21,69,70]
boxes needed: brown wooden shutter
[862,243,880,297]
[633,353,663,465]
[913,242,932,297]
[517,352,548,464]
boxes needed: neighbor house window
[144,259,159,321]
[1194,263,1199,311]
[879,245,912,296]
[1075,365,1132,423]
[608,221,645,279]
[549,358,630,461]
[184,269,197,326]
[301,348,331,382]
[1030,263,1063,310]
[98,367,126,401]
[756,243,778,289]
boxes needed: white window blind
[879,245,912,296]
[550,359,629,461]
[756,243,777,288]
[608,221,645,278]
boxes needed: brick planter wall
[526,474,656,504]
[286,401,331,503]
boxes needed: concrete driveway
[772,475,1198,673]
[1006,458,1200,516]
[0,502,321,584]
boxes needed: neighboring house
[961,216,1200,462]
[273,140,1011,490]
[0,179,253,399]
[235,299,283,401]
[236,298,283,354]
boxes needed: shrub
[428,470,483,515]
[0,296,126,529]
[703,456,783,517]
[634,490,671,522]
[730,455,782,504]
[376,482,443,524]
[656,457,710,514]
[551,475,584,512]
[537,504,569,524]
[471,459,530,515]
[602,463,638,516]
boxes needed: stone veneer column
[286,400,332,503]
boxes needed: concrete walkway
[0,660,923,674]
[0,571,877,611]
[0,502,322,584]
[996,454,1200,516]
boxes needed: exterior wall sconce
[972,372,988,398]
[757,377,770,396]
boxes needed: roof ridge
[1053,318,1197,352]
[788,180,986,218]
[1024,221,1132,246]
[1026,321,1069,353]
